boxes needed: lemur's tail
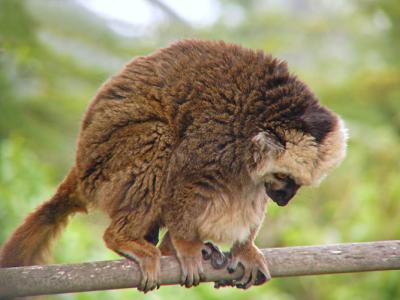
[0,167,86,267]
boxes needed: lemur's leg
[103,212,161,293]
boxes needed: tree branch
[1,241,399,298]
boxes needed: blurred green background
[1,0,399,299]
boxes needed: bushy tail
[0,168,87,267]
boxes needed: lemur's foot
[201,242,228,269]
[228,245,270,289]
[117,248,161,293]
[179,253,205,287]
[215,244,271,289]
[172,238,205,288]
[137,255,161,292]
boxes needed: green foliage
[0,135,53,239]
[0,0,399,299]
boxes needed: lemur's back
[75,40,295,213]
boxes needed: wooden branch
[1,241,399,298]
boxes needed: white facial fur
[253,117,348,186]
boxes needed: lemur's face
[253,118,348,207]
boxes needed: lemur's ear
[252,132,284,163]
[300,104,336,143]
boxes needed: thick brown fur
[0,40,347,291]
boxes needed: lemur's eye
[273,173,287,180]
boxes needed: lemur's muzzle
[265,177,300,206]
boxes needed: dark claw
[254,270,267,285]
[184,274,191,288]
[236,283,247,289]
[214,279,235,289]
[233,268,253,289]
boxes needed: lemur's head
[251,79,348,207]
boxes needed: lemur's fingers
[110,243,161,293]
[213,255,240,289]
[214,279,235,289]
[234,264,252,289]
[171,237,205,288]
[201,243,213,260]
[179,256,205,287]
[227,255,240,273]
[254,266,270,286]
[201,242,228,269]
[225,245,271,289]
[138,270,160,292]
[134,255,161,293]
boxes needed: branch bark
[1,240,399,298]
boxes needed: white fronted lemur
[0,40,347,292]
